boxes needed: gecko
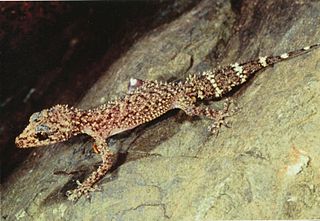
[15,43,319,201]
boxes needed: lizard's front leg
[66,140,117,201]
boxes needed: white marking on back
[258,56,268,67]
[129,78,138,86]
[231,62,243,76]
[202,70,224,97]
[280,53,289,59]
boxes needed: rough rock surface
[2,0,320,220]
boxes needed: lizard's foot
[66,146,116,201]
[208,98,237,136]
[179,97,238,136]
[66,180,100,201]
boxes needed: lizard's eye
[35,132,49,141]
[35,125,51,141]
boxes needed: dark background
[0,1,199,182]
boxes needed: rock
[2,0,320,220]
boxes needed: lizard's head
[15,104,79,148]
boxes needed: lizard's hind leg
[179,98,237,136]
[66,142,117,201]
[205,98,236,135]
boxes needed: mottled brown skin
[15,43,319,201]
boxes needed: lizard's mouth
[15,134,32,148]
[15,134,52,148]
[15,132,39,148]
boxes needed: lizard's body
[15,43,319,201]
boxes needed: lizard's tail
[262,43,320,65]
[196,43,319,99]
[231,43,320,84]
